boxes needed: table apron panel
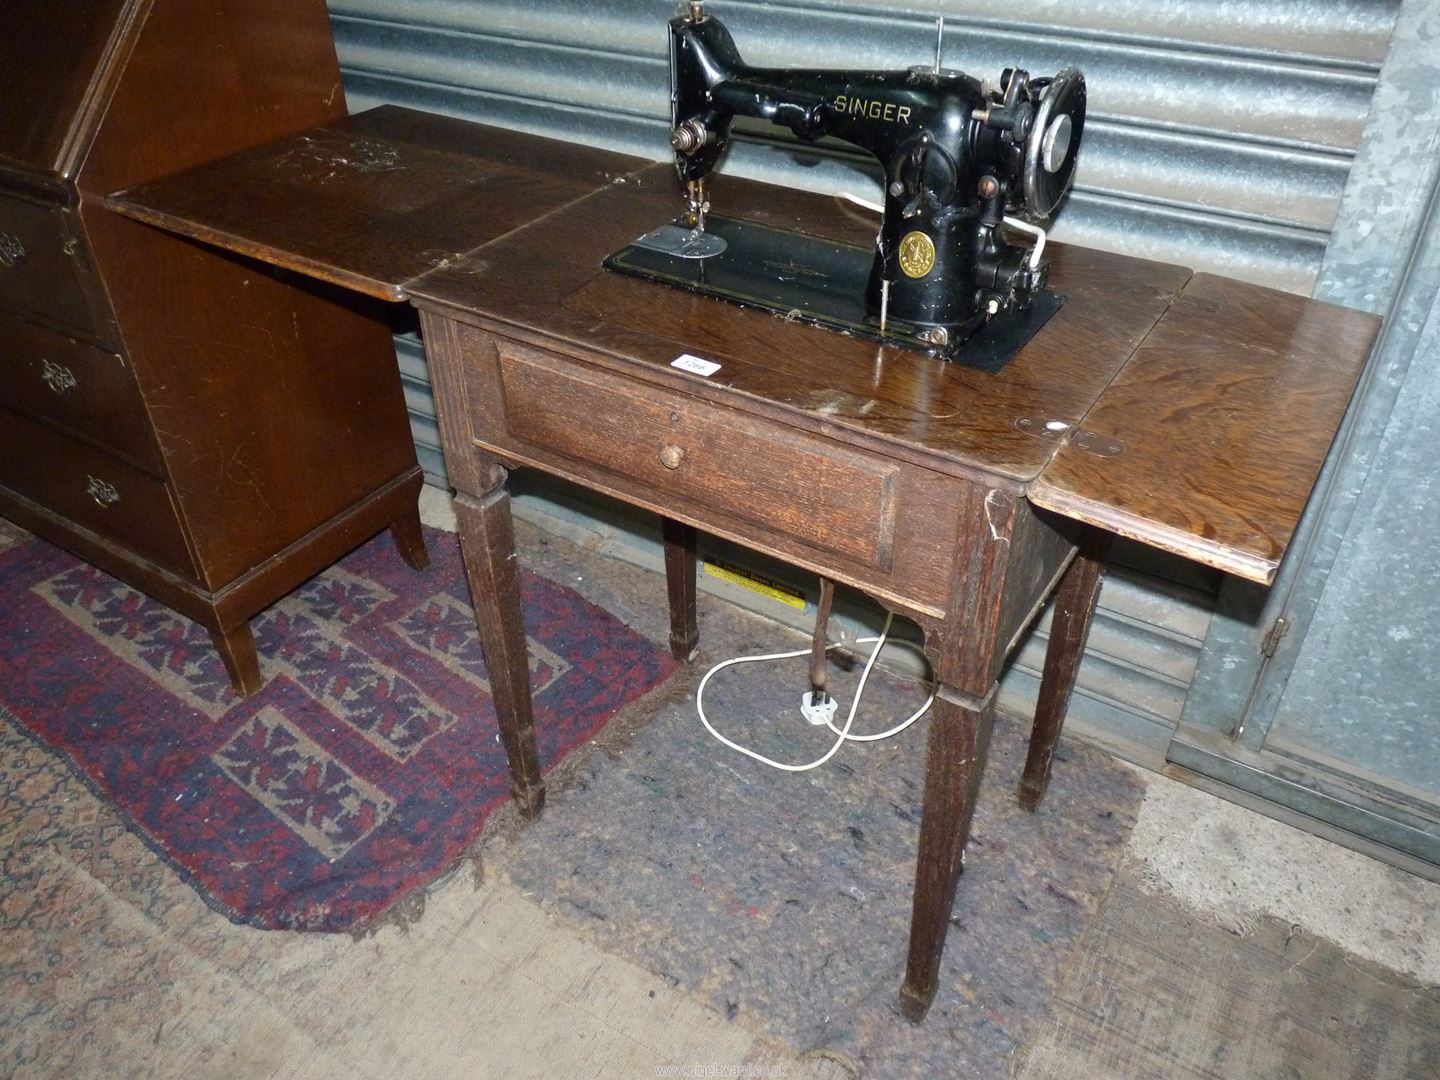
[445,325,972,617]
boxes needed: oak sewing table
[108,106,1379,1021]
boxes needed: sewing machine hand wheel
[1022,67,1086,219]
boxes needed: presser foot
[630,222,728,259]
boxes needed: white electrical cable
[695,611,936,772]
[1001,215,1047,269]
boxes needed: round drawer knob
[659,444,686,470]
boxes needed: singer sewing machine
[603,0,1087,370]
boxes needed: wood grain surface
[1020,529,1112,811]
[442,318,978,622]
[106,107,651,300]
[82,207,420,591]
[76,0,352,196]
[498,339,902,571]
[110,107,1380,580]
[0,309,160,472]
[0,407,195,577]
[0,191,117,344]
[1028,274,1380,583]
[410,164,1193,484]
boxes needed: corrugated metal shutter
[326,0,1397,757]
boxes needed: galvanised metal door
[1173,0,1440,875]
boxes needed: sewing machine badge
[603,1,1086,372]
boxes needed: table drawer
[0,311,159,471]
[0,408,193,576]
[494,341,900,572]
[0,190,110,340]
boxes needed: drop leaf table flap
[1028,273,1380,584]
[104,105,651,301]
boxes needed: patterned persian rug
[485,644,1145,1079]
[0,525,675,932]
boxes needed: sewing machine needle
[880,279,891,334]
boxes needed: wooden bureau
[0,0,427,692]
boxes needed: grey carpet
[483,635,1145,1079]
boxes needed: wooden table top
[105,109,1380,584]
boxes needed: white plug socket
[800,691,839,726]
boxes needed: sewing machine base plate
[603,216,1063,374]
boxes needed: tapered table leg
[389,506,430,571]
[455,484,545,819]
[899,687,996,1022]
[808,576,836,699]
[1019,530,1112,811]
[210,621,262,696]
[661,517,699,662]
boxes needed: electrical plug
[800,690,839,726]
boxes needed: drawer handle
[41,360,78,395]
[659,444,686,470]
[85,476,121,508]
[0,232,24,268]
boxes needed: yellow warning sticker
[703,558,806,611]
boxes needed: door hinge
[1260,615,1290,658]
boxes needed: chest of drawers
[0,0,427,692]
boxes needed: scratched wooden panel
[443,318,974,619]
[1029,274,1380,584]
[105,106,650,300]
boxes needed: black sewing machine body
[605,3,1086,368]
